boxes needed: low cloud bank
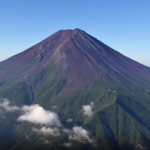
[33,126,95,145]
[0,99,96,146]
[82,102,94,117]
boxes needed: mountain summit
[0,29,150,88]
[0,29,150,150]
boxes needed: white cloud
[82,102,94,117]
[0,100,61,126]
[63,126,95,145]
[0,99,61,127]
[0,99,96,146]
[62,128,71,134]
[69,126,95,144]
[33,127,60,136]
[0,99,20,111]
[67,118,73,122]
[33,126,96,146]
[18,105,61,127]
[21,104,39,112]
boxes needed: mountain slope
[0,29,150,87]
[0,29,150,150]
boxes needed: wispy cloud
[33,127,60,136]
[69,126,95,144]
[0,99,20,111]
[82,102,94,117]
[63,126,95,145]
[33,125,96,145]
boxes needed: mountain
[0,29,150,150]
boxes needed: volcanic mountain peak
[0,29,150,88]
[56,28,81,33]
[49,28,82,40]
[73,28,80,31]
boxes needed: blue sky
[0,0,150,67]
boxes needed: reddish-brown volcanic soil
[0,28,150,87]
